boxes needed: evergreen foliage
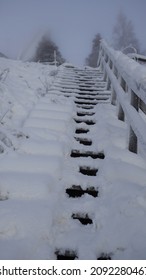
[34,35,65,65]
[85,33,102,67]
[112,11,140,53]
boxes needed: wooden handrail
[98,40,146,155]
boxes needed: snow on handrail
[98,40,146,155]
[99,40,146,104]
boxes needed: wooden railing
[98,40,146,155]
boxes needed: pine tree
[112,11,140,53]
[34,35,65,65]
[85,33,102,67]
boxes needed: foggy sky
[0,0,145,65]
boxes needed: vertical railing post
[97,45,102,68]
[117,104,125,121]
[128,90,139,153]
[103,55,111,90]
[111,87,116,105]
[103,69,107,82]
[129,127,137,153]
[111,65,117,105]
[106,77,111,90]
[106,58,111,90]
[103,52,108,81]
[117,76,125,121]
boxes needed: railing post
[106,57,111,90]
[129,127,137,153]
[97,45,102,68]
[128,90,139,153]
[107,77,111,90]
[103,56,111,90]
[103,70,107,82]
[117,76,125,121]
[111,65,117,105]
[111,87,116,105]
[103,53,108,81]
[117,103,125,121]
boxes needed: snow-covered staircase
[49,65,112,260]
[0,63,113,260]
[1,62,146,260]
[1,43,146,260]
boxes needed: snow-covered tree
[112,11,140,53]
[85,33,102,67]
[33,35,65,65]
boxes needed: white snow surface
[0,57,146,260]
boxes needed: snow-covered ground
[0,57,146,260]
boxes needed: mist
[0,0,145,65]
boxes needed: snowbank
[0,58,146,260]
